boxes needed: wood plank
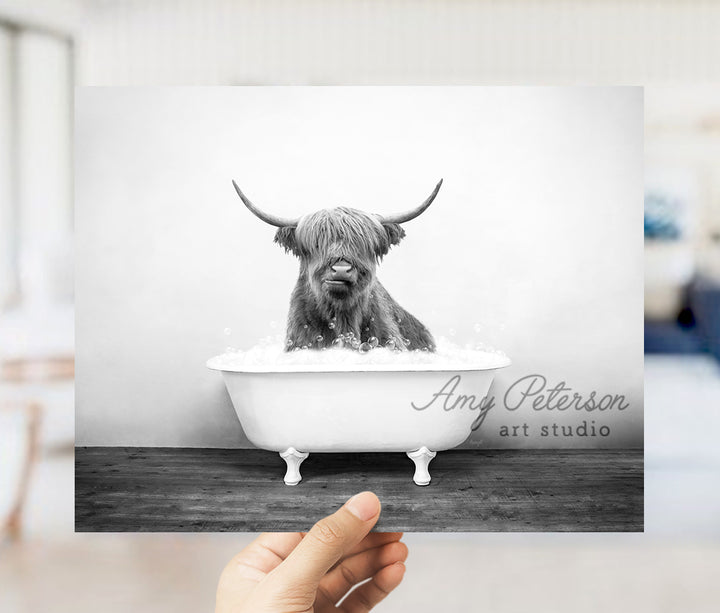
[75,448,643,532]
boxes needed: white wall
[75,86,643,448]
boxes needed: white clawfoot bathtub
[208,353,510,485]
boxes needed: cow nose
[331,260,353,274]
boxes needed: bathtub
[208,353,510,485]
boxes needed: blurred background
[1,1,719,612]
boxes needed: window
[0,17,73,310]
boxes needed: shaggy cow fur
[274,207,435,352]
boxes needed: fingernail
[345,491,379,521]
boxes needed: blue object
[644,320,704,354]
[645,277,720,363]
[644,192,683,240]
[689,276,720,361]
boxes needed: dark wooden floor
[75,447,643,532]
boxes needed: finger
[341,532,404,560]
[340,562,406,613]
[224,532,304,582]
[309,531,404,569]
[319,541,408,605]
[268,492,381,589]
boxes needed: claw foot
[280,447,309,485]
[406,446,437,486]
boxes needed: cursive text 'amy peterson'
[503,374,629,412]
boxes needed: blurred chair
[1,355,74,540]
[1,398,41,540]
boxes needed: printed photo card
[75,86,643,532]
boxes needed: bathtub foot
[280,447,309,485]
[407,447,437,486]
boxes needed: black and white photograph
[74,86,643,532]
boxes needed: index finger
[330,532,404,570]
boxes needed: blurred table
[1,355,74,541]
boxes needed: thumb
[269,491,381,589]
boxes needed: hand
[216,491,407,612]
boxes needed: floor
[644,355,720,536]
[75,448,643,532]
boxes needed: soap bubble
[368,336,379,348]
[370,316,375,322]
[350,338,361,349]
[303,324,308,329]
[328,322,336,330]
[223,328,232,336]
[364,327,370,332]
[315,335,324,343]
[208,337,509,371]
[402,337,411,346]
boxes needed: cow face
[274,208,405,307]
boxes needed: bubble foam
[207,339,510,373]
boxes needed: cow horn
[232,180,299,227]
[380,179,443,224]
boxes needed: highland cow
[233,179,442,352]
